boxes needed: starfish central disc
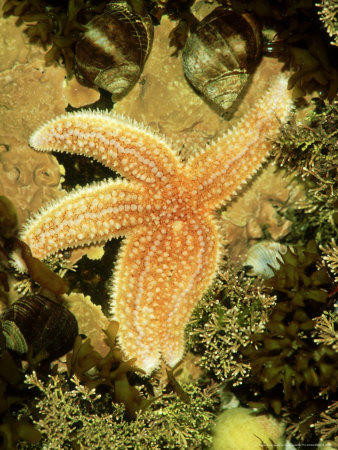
[22,75,292,374]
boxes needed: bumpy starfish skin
[23,75,292,374]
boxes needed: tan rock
[0,6,67,224]
[0,138,61,225]
[220,165,304,265]
[64,77,100,108]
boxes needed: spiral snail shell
[74,0,154,101]
[182,8,262,116]
[1,295,78,361]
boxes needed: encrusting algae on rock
[20,74,293,374]
[212,407,285,450]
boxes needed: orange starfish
[22,75,292,374]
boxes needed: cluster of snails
[4,1,337,104]
[3,0,264,109]
[73,2,262,112]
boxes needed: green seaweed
[67,321,152,419]
[274,101,338,246]
[187,271,276,383]
[21,373,218,449]
[187,241,337,443]
[316,0,338,46]
[241,241,337,439]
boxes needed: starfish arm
[111,215,220,374]
[187,75,293,209]
[21,179,147,259]
[158,215,220,368]
[30,111,182,187]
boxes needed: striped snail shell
[74,0,154,101]
[1,295,78,361]
[182,8,262,117]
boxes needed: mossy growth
[187,241,336,443]
[241,240,337,439]
[1,317,219,449]
[274,100,338,246]
[20,372,218,449]
[1,194,219,448]
[313,399,338,443]
[316,0,338,46]
[187,270,276,383]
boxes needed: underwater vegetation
[241,241,337,439]
[188,270,277,383]
[2,190,336,447]
[0,309,219,449]
[21,374,218,449]
[0,294,218,448]
[0,295,77,448]
[274,100,337,246]
[0,316,220,449]
[66,320,152,419]
[1,2,337,448]
[316,0,338,46]
[0,196,75,448]
[189,240,337,444]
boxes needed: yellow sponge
[212,407,285,450]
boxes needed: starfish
[22,75,292,374]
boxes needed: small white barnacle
[244,241,288,279]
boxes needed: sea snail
[182,8,262,117]
[1,295,78,361]
[74,0,154,101]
